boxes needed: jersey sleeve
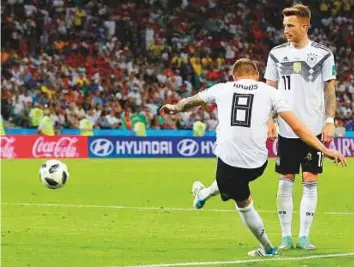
[264,53,279,82]
[271,89,291,113]
[197,83,224,103]
[322,53,336,81]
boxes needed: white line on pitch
[2,202,354,215]
[107,253,354,267]
[2,202,274,212]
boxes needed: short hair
[282,3,311,21]
[232,58,258,76]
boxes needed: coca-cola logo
[32,137,80,158]
[0,136,16,158]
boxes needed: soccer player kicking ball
[160,58,347,257]
[265,4,338,250]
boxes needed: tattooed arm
[325,80,336,118]
[160,95,205,115]
[175,95,205,112]
[322,80,336,143]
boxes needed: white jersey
[264,41,336,138]
[198,79,290,169]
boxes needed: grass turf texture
[2,158,354,267]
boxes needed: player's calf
[298,174,318,250]
[277,175,295,249]
[236,197,276,256]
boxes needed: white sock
[237,202,273,251]
[276,178,294,237]
[299,181,318,238]
[198,180,219,200]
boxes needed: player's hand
[267,119,278,141]
[321,123,335,144]
[160,104,180,116]
[324,149,347,167]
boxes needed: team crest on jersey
[293,62,302,73]
[307,53,318,65]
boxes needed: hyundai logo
[177,139,199,157]
[90,139,114,157]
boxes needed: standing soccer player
[160,58,346,257]
[264,4,337,250]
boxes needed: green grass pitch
[1,158,354,267]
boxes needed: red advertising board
[267,137,354,157]
[1,135,353,159]
[0,135,88,159]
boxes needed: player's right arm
[271,87,346,166]
[159,94,205,115]
[160,83,223,115]
[278,111,347,166]
[264,52,279,88]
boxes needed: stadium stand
[1,0,353,133]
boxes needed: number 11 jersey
[264,41,336,138]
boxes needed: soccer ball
[39,160,69,189]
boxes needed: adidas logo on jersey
[282,56,289,62]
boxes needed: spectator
[106,110,121,129]
[0,0,353,133]
[38,109,55,136]
[79,114,94,136]
[133,117,147,137]
[193,120,207,137]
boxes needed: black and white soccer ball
[39,160,69,189]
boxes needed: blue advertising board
[88,136,216,158]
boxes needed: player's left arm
[160,95,205,115]
[279,110,346,167]
[322,79,336,144]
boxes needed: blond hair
[282,3,311,21]
[232,58,258,76]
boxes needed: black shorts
[216,158,268,202]
[275,134,323,175]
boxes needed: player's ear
[233,74,238,81]
[302,20,310,31]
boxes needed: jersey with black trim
[264,41,336,138]
[198,79,290,168]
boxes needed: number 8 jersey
[264,41,336,139]
[198,80,290,169]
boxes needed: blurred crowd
[1,0,354,133]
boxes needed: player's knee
[281,174,295,180]
[302,172,318,182]
[236,196,252,208]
